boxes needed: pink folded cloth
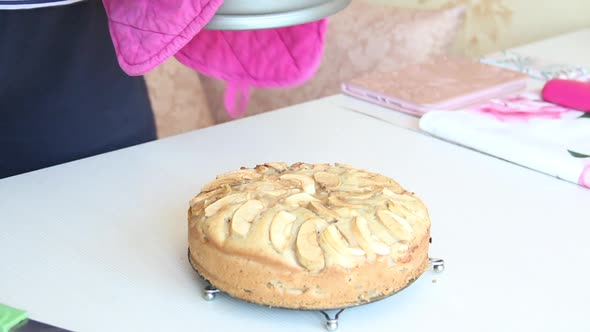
[102,0,327,117]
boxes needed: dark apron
[0,0,156,179]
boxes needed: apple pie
[188,162,431,309]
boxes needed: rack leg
[429,257,445,273]
[320,309,345,331]
[203,284,220,301]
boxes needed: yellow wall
[371,0,590,55]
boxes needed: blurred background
[146,0,590,137]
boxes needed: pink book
[342,56,528,116]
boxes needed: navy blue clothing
[0,0,156,179]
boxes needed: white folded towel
[419,92,590,188]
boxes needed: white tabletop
[1,95,589,331]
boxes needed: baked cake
[188,162,431,309]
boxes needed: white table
[2,31,590,332]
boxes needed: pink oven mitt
[176,20,327,118]
[102,0,224,75]
[102,0,327,118]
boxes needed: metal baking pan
[204,0,351,30]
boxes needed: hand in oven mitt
[102,0,328,118]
